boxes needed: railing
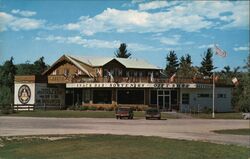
[48,75,228,85]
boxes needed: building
[14,54,233,112]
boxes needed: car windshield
[147,109,159,113]
[118,108,130,112]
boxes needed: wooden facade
[14,55,233,112]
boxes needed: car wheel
[158,117,161,120]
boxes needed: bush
[1,105,14,114]
[79,106,88,111]
[88,106,97,111]
[203,106,212,114]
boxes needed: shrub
[80,106,88,111]
[203,106,212,114]
[88,106,97,111]
[1,105,14,114]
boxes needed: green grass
[0,134,249,159]
[189,112,243,119]
[213,129,250,136]
[2,110,178,119]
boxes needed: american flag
[214,45,227,57]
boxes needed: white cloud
[154,35,194,46]
[62,1,248,35]
[234,46,249,52]
[35,35,159,51]
[0,12,45,31]
[63,8,212,36]
[138,1,169,11]
[198,44,214,49]
[0,12,14,31]
[157,35,181,45]
[11,9,36,17]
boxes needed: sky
[0,0,249,70]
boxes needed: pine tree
[114,43,131,58]
[33,56,47,75]
[0,57,16,105]
[165,50,179,77]
[177,54,195,78]
[199,48,214,77]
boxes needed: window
[217,94,226,98]
[93,90,112,104]
[117,90,144,104]
[171,90,177,105]
[150,90,157,104]
[83,89,91,103]
[197,94,211,98]
[182,93,189,104]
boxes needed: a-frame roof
[42,54,160,77]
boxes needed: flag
[214,45,227,57]
[213,75,219,82]
[96,68,102,77]
[107,71,114,82]
[150,72,154,82]
[232,77,239,86]
[169,73,176,82]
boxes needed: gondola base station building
[14,55,232,112]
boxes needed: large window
[150,90,157,104]
[171,90,177,105]
[117,90,144,104]
[182,93,189,104]
[83,89,91,104]
[93,90,112,104]
[197,94,211,98]
[217,94,226,98]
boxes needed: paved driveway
[0,117,249,147]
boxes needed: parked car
[242,113,250,120]
[145,108,161,120]
[115,107,134,119]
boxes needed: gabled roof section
[69,55,112,67]
[42,55,93,77]
[68,55,160,70]
[43,54,160,76]
[114,58,160,70]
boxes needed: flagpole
[212,43,216,119]
[212,71,215,119]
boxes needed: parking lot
[0,116,249,147]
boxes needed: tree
[199,48,214,77]
[114,43,131,58]
[177,54,196,78]
[165,50,179,77]
[0,57,16,105]
[16,61,35,75]
[33,57,47,75]
[237,54,250,112]
[1,57,16,89]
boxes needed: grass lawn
[2,110,178,119]
[0,135,249,159]
[189,112,243,119]
[213,129,250,136]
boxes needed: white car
[242,113,250,120]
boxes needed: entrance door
[157,90,171,111]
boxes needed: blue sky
[0,0,249,70]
